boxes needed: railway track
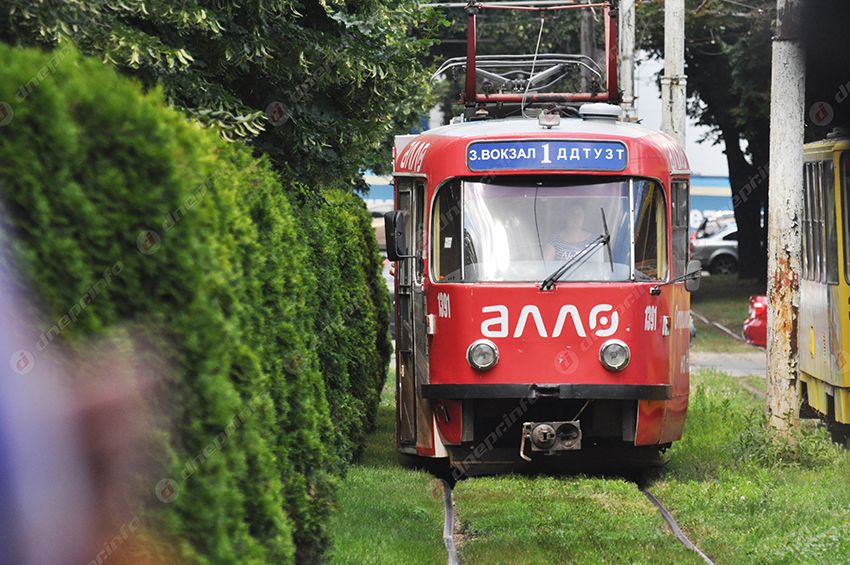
[439,479,460,565]
[640,485,715,565]
[691,309,747,343]
[438,478,713,565]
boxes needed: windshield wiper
[540,236,607,290]
[600,208,614,273]
[540,208,613,291]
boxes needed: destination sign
[467,140,628,172]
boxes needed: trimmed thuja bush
[300,190,393,466]
[0,44,390,563]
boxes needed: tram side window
[804,163,819,281]
[397,187,413,286]
[431,182,463,282]
[816,163,825,281]
[415,182,426,282]
[808,163,819,281]
[843,155,850,284]
[633,181,667,280]
[671,180,689,277]
[823,160,838,284]
[804,161,839,284]
[814,163,824,282]
[802,165,810,280]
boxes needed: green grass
[655,370,850,564]
[327,372,446,565]
[690,320,756,353]
[691,274,766,353]
[330,363,850,564]
[451,370,850,564]
[453,477,701,564]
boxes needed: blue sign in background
[467,140,628,172]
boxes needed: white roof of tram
[424,116,661,140]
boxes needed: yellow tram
[799,134,850,431]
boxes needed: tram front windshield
[431,177,667,283]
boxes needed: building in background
[362,172,393,250]
[689,175,734,230]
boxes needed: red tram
[385,1,700,475]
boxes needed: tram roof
[424,116,659,140]
[395,116,690,178]
[804,135,850,160]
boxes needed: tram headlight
[599,339,630,372]
[467,339,499,371]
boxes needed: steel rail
[640,487,715,565]
[441,480,460,565]
[691,309,748,343]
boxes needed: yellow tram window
[823,160,838,284]
[804,163,817,281]
[802,164,811,280]
[842,155,850,285]
[803,162,829,283]
[813,163,821,282]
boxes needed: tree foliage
[0,44,390,563]
[430,2,775,280]
[638,0,774,280]
[0,0,442,187]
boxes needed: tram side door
[395,179,428,449]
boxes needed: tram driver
[543,203,601,263]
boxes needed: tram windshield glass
[431,177,667,283]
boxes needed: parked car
[690,223,739,274]
[743,295,767,347]
[692,212,736,240]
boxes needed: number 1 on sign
[541,143,551,164]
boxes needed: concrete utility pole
[766,0,805,431]
[619,0,637,120]
[661,0,686,145]
[580,1,598,92]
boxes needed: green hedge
[0,44,390,563]
[301,191,392,466]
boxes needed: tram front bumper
[420,383,672,401]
